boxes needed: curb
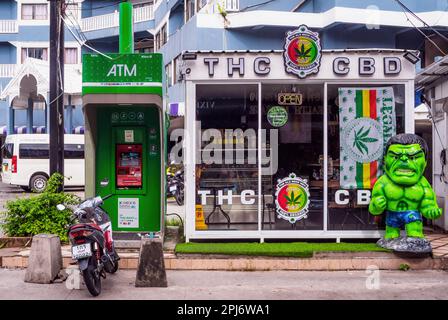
[1,252,447,271]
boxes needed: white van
[1,134,84,192]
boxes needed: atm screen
[120,152,140,166]
[116,144,143,188]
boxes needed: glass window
[22,4,48,20]
[195,84,259,231]
[161,24,167,46]
[186,0,195,21]
[64,48,78,64]
[261,84,324,230]
[2,143,14,159]
[196,0,207,12]
[155,33,160,51]
[64,144,84,159]
[22,48,48,63]
[327,84,406,230]
[173,56,178,84]
[19,144,49,159]
[165,63,172,87]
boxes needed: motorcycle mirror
[100,178,109,187]
[56,204,66,211]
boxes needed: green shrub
[399,263,410,271]
[165,217,182,227]
[1,173,80,242]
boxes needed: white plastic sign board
[124,130,134,142]
[118,198,139,228]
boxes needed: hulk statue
[369,133,441,253]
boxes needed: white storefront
[416,54,448,232]
[179,48,417,242]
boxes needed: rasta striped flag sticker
[339,88,396,189]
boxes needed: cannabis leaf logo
[295,43,312,60]
[352,126,378,155]
[284,191,302,206]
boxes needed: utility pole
[49,0,65,189]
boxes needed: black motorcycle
[167,168,184,206]
[57,195,120,297]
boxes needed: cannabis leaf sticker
[284,191,302,206]
[295,43,312,60]
[353,126,378,155]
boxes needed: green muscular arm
[419,176,442,220]
[369,176,387,215]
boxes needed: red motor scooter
[58,194,120,296]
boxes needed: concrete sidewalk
[0,269,447,300]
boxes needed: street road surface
[0,269,447,300]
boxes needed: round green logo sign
[267,106,288,127]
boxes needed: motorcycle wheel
[110,260,119,274]
[175,186,184,206]
[82,256,102,297]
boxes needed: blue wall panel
[169,6,184,35]
[0,43,16,64]
[81,0,119,19]
[0,1,17,20]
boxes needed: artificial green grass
[175,242,390,258]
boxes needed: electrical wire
[62,1,154,61]
[166,213,184,229]
[63,6,88,43]
[400,8,447,56]
[394,0,448,44]
[64,0,126,11]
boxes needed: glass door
[260,83,324,230]
[195,83,260,231]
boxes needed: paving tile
[127,258,138,269]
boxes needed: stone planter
[165,226,181,241]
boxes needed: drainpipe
[66,95,73,134]
[119,1,134,54]
[8,106,14,135]
[27,97,33,134]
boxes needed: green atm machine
[82,2,165,239]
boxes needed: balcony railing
[220,0,239,12]
[201,0,239,13]
[0,64,17,78]
[134,5,154,23]
[81,12,118,32]
[0,20,18,33]
[80,5,154,32]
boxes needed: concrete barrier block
[24,234,62,284]
[135,238,167,287]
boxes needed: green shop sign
[267,106,288,127]
[82,53,163,95]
